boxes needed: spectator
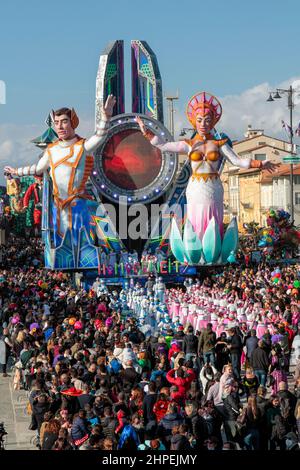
[227,328,243,381]
[250,340,270,387]
[198,323,216,366]
[245,329,258,364]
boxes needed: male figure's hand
[102,94,116,119]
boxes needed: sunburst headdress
[186,91,222,129]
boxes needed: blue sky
[1,0,300,177]
[1,0,300,123]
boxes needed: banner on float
[97,259,192,277]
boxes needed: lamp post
[165,93,179,137]
[179,127,194,137]
[267,85,295,223]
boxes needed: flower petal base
[170,216,239,265]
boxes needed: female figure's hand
[135,116,147,134]
[262,161,280,173]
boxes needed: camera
[0,422,7,437]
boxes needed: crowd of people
[0,236,300,451]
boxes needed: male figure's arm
[5,150,50,177]
[84,95,116,153]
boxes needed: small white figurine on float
[154,276,166,304]
[97,279,108,296]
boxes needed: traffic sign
[282,154,300,164]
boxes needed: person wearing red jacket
[153,393,170,422]
[166,367,196,402]
[284,323,295,349]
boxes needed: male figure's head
[53,107,79,141]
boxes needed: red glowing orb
[102,129,162,190]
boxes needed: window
[230,175,238,187]
[295,192,300,205]
[294,175,300,185]
[258,141,266,146]
[230,192,239,213]
[254,154,266,161]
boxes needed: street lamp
[267,85,295,223]
[179,127,194,136]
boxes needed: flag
[281,120,294,139]
[295,121,300,137]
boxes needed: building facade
[221,125,299,228]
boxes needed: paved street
[0,372,36,450]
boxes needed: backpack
[20,349,34,368]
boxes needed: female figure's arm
[220,143,280,172]
[135,116,190,154]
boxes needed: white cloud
[0,124,42,184]
[0,140,14,158]
[1,77,300,185]
[173,76,300,143]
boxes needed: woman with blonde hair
[12,330,26,390]
[241,395,261,450]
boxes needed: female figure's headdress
[186,91,222,129]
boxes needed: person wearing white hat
[154,277,166,304]
[97,279,108,297]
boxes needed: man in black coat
[158,403,184,448]
[184,401,207,449]
[142,381,157,426]
[183,325,198,362]
[227,328,243,381]
[120,360,141,389]
[112,392,129,415]
[77,383,94,409]
[250,340,270,387]
[223,383,242,443]
[277,381,297,417]
[101,406,118,440]
[245,329,258,363]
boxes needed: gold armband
[249,160,263,169]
